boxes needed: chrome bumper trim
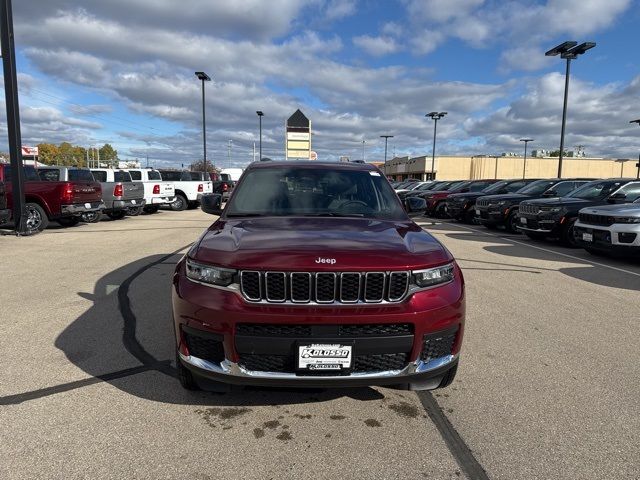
[179,352,458,380]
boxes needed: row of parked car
[0,164,235,233]
[391,177,640,257]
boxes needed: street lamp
[520,138,533,179]
[631,119,640,179]
[256,111,264,161]
[545,41,596,177]
[380,135,393,167]
[362,139,366,162]
[426,112,447,180]
[195,71,211,173]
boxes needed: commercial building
[381,154,639,181]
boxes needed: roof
[247,160,377,171]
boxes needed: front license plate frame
[582,232,593,242]
[297,343,353,372]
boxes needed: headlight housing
[186,258,236,286]
[412,263,455,288]
[615,216,640,224]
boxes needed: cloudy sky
[3,0,640,168]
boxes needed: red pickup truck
[0,164,104,232]
[173,161,465,392]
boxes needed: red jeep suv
[172,161,465,391]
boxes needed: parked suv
[172,161,465,391]
[446,179,537,223]
[518,179,636,245]
[476,179,592,232]
[425,180,499,218]
[574,184,640,256]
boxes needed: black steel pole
[431,118,438,180]
[1,0,26,234]
[201,78,207,173]
[558,57,571,177]
[637,153,640,179]
[523,141,528,179]
[259,115,262,161]
[384,137,388,164]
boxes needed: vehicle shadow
[54,253,385,406]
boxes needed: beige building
[381,155,639,181]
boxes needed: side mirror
[200,193,223,215]
[404,196,426,217]
[542,190,556,197]
[607,193,626,203]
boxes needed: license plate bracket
[582,232,593,242]
[297,343,353,373]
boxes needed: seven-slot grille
[476,198,490,208]
[240,270,410,304]
[520,203,539,215]
[578,213,615,226]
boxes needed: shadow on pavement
[54,253,385,406]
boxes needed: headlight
[412,263,455,288]
[615,217,640,224]
[457,197,468,202]
[186,258,236,286]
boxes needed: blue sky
[4,0,640,167]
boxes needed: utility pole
[253,142,256,162]
[1,0,27,234]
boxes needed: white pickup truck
[157,170,213,211]
[125,168,176,214]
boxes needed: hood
[193,217,451,271]
[579,204,640,216]
[448,191,491,200]
[478,193,528,203]
[523,196,594,207]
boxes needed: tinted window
[226,167,405,219]
[68,169,95,181]
[147,170,161,180]
[159,171,182,181]
[129,170,142,181]
[38,169,60,181]
[517,180,557,195]
[552,181,578,197]
[504,181,527,192]
[448,181,472,192]
[467,181,494,192]
[92,170,107,182]
[616,182,640,201]
[114,170,132,182]
[181,172,193,181]
[189,172,203,181]
[220,174,231,181]
[566,181,624,199]
[4,166,40,181]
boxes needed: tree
[549,150,568,157]
[189,160,219,173]
[99,144,118,167]
[37,143,60,165]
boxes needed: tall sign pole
[1,0,27,234]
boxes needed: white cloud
[324,0,358,21]
[353,35,399,56]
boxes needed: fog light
[421,329,457,362]
[618,232,637,244]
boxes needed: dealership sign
[285,109,311,160]
[21,146,39,156]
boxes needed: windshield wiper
[299,212,365,217]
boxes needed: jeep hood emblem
[315,257,337,265]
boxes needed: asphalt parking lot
[1,210,639,480]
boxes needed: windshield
[226,167,406,219]
[481,180,509,194]
[517,180,558,195]
[446,181,470,192]
[566,180,625,199]
[68,169,95,182]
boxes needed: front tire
[171,194,188,211]
[505,211,521,234]
[24,203,49,232]
[561,218,579,247]
[436,364,458,389]
[176,351,199,391]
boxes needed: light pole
[520,138,533,179]
[195,71,211,173]
[545,41,595,177]
[380,135,393,171]
[426,112,447,180]
[631,119,640,179]
[362,139,366,162]
[256,111,264,161]
[227,140,233,168]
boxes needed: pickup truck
[157,170,212,211]
[208,171,234,201]
[0,163,103,231]
[173,161,464,392]
[0,178,10,225]
[124,168,176,214]
[90,169,145,220]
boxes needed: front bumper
[60,201,105,215]
[517,214,560,234]
[172,261,465,389]
[445,203,466,219]
[477,206,507,225]
[574,223,640,252]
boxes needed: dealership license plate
[298,344,352,371]
[475,209,480,215]
[582,233,593,242]
[131,199,136,205]
[84,202,91,209]
[520,217,527,225]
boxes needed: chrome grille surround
[520,203,539,215]
[239,270,412,305]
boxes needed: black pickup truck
[518,179,636,245]
[208,172,234,201]
[476,179,592,232]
